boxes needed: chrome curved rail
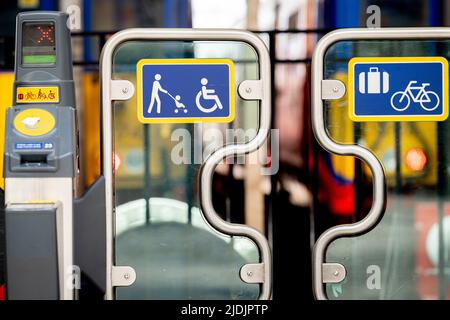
[100,28,272,300]
[312,27,450,300]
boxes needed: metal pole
[186,123,194,224]
[437,114,446,300]
[267,31,276,297]
[394,123,402,194]
[144,124,151,224]
[268,31,276,248]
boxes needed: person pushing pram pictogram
[166,92,188,113]
[147,73,187,114]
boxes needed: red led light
[406,148,427,172]
[37,26,54,43]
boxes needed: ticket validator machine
[3,11,79,300]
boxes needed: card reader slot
[10,149,57,172]
[20,154,48,166]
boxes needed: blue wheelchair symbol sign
[348,57,449,121]
[137,59,235,123]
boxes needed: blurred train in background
[1,0,450,300]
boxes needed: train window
[321,39,450,299]
[111,40,261,299]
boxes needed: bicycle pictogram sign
[390,81,440,112]
[348,57,449,122]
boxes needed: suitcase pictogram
[358,67,389,94]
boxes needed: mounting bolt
[333,270,339,277]
[247,271,253,277]
[245,87,252,94]
[122,87,129,94]
[124,273,130,280]
[332,87,339,93]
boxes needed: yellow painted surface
[329,72,355,181]
[26,200,56,204]
[0,72,14,190]
[82,72,185,190]
[362,121,437,185]
[114,72,188,188]
[16,86,59,103]
[82,72,101,188]
[18,0,39,8]
[13,108,55,136]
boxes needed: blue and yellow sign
[136,59,235,123]
[348,57,449,121]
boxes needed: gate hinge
[238,80,263,100]
[111,266,136,287]
[322,79,346,100]
[322,263,346,283]
[111,80,135,100]
[240,263,265,284]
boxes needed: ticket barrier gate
[99,29,272,300]
[311,28,450,300]
[2,11,272,300]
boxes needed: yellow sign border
[16,86,60,104]
[348,56,449,122]
[136,58,235,124]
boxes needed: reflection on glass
[323,40,450,299]
[115,198,258,299]
[112,41,261,299]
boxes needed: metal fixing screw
[122,87,129,94]
[245,87,252,94]
[332,87,339,93]
[124,273,130,280]
[333,270,339,277]
[247,271,253,277]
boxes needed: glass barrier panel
[323,40,450,300]
[112,40,261,299]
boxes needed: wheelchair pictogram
[195,78,224,113]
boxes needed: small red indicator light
[406,148,427,172]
